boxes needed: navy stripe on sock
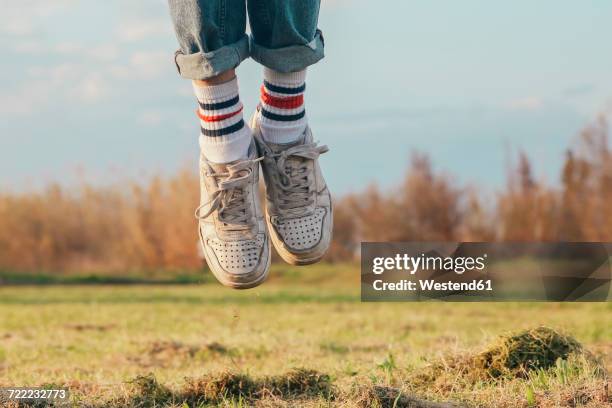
[263,80,305,95]
[198,95,240,111]
[201,119,244,137]
[261,108,306,122]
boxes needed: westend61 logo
[372,253,487,275]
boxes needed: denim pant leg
[247,0,324,73]
[168,0,250,80]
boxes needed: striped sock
[258,68,307,144]
[193,78,251,163]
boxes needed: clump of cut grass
[182,371,258,404]
[109,368,334,407]
[126,373,173,407]
[413,326,601,389]
[352,384,461,408]
[265,368,334,399]
[475,326,585,378]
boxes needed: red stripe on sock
[197,106,243,122]
[260,85,304,109]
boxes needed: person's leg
[192,72,251,163]
[256,68,307,144]
[168,1,270,288]
[247,0,332,265]
[247,0,323,145]
[247,0,324,74]
[169,0,252,163]
[169,0,249,80]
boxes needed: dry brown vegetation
[0,169,200,273]
[0,116,610,273]
[337,115,612,253]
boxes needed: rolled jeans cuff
[174,34,250,80]
[250,29,325,73]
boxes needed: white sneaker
[251,113,333,265]
[195,141,270,288]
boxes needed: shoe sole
[200,239,271,290]
[265,204,333,266]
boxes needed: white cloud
[26,63,80,81]
[0,63,112,115]
[53,42,84,54]
[0,82,46,115]
[0,68,79,115]
[128,51,171,80]
[137,111,164,126]
[69,73,110,103]
[11,40,41,54]
[0,0,78,36]
[2,48,172,116]
[117,20,172,42]
[507,97,544,111]
[88,44,120,61]
[2,19,35,36]
[108,65,131,80]
[0,2,175,117]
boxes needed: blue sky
[1,0,611,193]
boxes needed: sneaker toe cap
[205,234,270,287]
[275,207,328,252]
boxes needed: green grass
[0,263,610,407]
[0,270,211,285]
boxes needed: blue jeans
[168,0,324,80]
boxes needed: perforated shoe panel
[274,207,326,250]
[207,234,265,275]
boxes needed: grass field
[0,264,610,407]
